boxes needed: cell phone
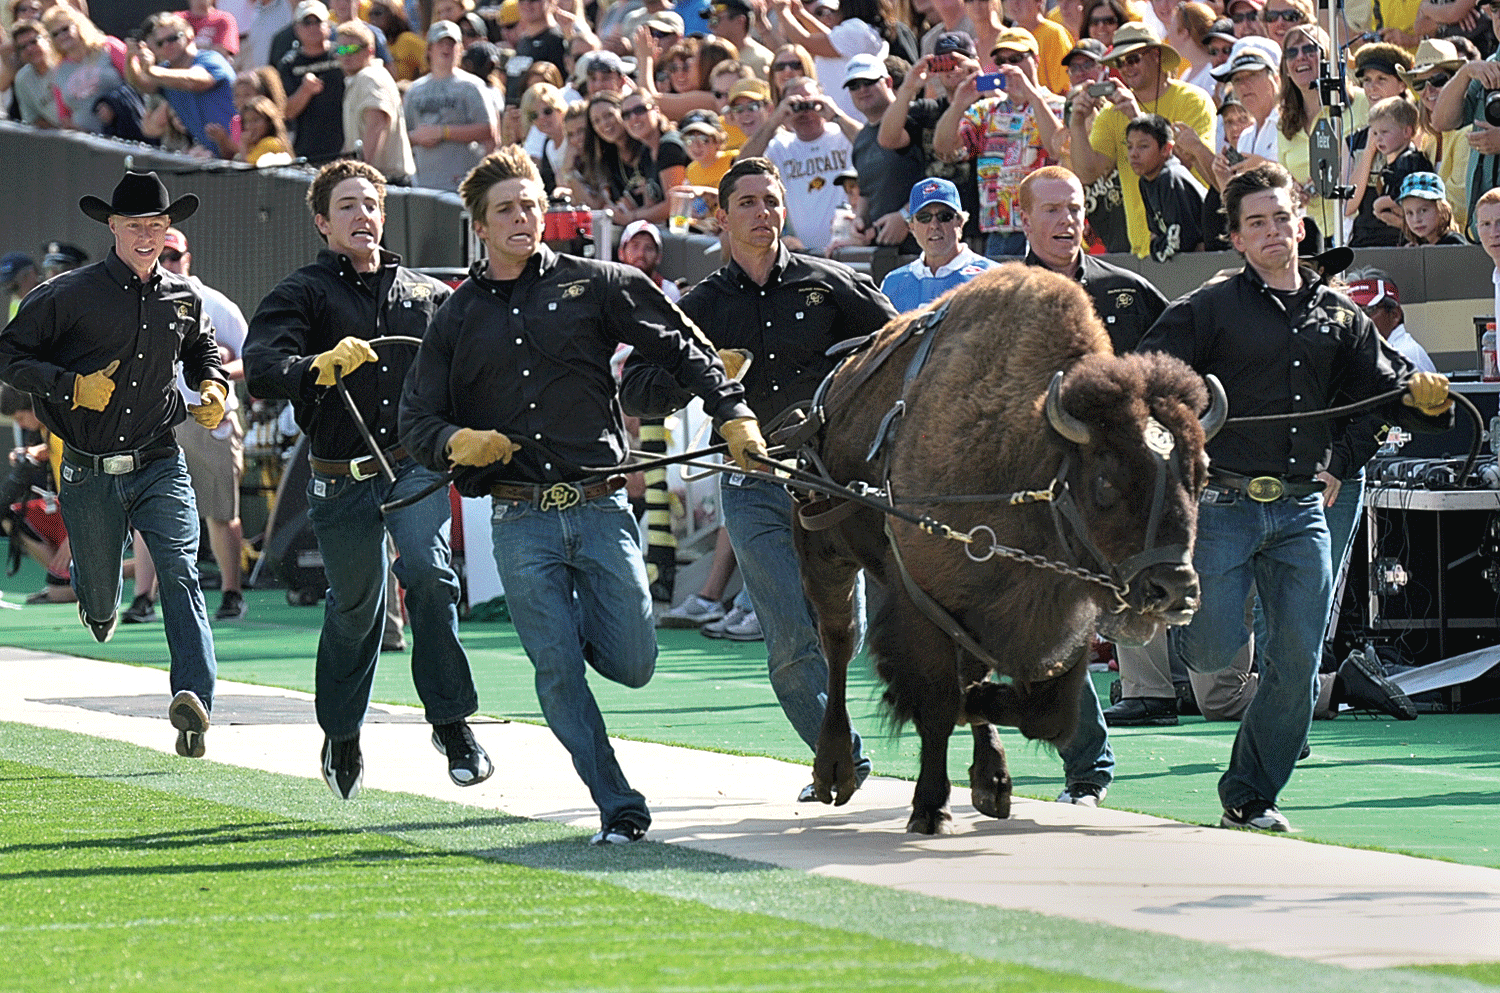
[1224,146,1246,165]
[976,73,1006,92]
[790,99,818,113]
[1087,80,1117,98]
[930,53,957,73]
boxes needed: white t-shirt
[1237,107,1281,161]
[764,122,854,253]
[1387,323,1437,374]
[176,277,246,433]
[813,18,887,119]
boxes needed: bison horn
[1200,374,1228,441]
[1045,371,1091,446]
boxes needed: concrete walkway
[5,645,1499,971]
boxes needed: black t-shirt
[853,121,924,254]
[1139,160,1206,262]
[516,27,567,75]
[279,46,345,161]
[626,132,689,207]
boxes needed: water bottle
[1483,324,1498,382]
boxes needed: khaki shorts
[174,410,244,521]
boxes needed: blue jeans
[1062,674,1114,790]
[489,488,655,832]
[59,451,216,709]
[721,475,871,783]
[305,457,477,741]
[984,230,1028,260]
[1173,490,1330,810]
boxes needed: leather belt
[309,445,407,480]
[490,477,624,511]
[1208,471,1324,502]
[63,441,178,476]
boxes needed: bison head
[1044,352,1224,646]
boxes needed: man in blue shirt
[126,11,236,157]
[878,178,997,313]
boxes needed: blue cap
[0,252,36,285]
[1399,172,1445,201]
[906,178,962,217]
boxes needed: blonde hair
[42,5,107,57]
[459,145,543,220]
[1369,94,1418,133]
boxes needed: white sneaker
[658,594,726,629]
[722,609,763,642]
[701,604,746,639]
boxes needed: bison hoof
[970,783,1012,820]
[906,807,954,835]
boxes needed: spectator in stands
[614,88,687,225]
[679,107,736,194]
[2,252,39,321]
[513,0,568,77]
[1346,270,1438,373]
[1258,0,1310,46]
[1226,0,1264,38]
[244,0,294,75]
[522,81,568,186]
[233,65,286,112]
[127,11,237,156]
[402,20,496,190]
[559,98,609,201]
[328,0,395,69]
[576,89,643,208]
[461,41,507,134]
[770,0,895,119]
[1080,0,1132,47]
[457,11,488,49]
[708,0,772,79]
[9,19,61,128]
[1272,23,1333,238]
[1004,0,1072,95]
[40,241,87,279]
[634,30,734,120]
[492,0,523,50]
[337,18,414,182]
[706,59,755,142]
[432,0,473,24]
[618,218,680,300]
[185,0,241,62]
[1069,21,1215,258]
[933,27,1060,259]
[574,49,632,98]
[1431,5,1500,236]
[1387,170,1469,244]
[844,53,923,249]
[1166,1,1221,95]
[767,42,816,105]
[1347,95,1431,246]
[126,227,252,625]
[737,75,860,253]
[40,5,123,133]
[878,177,996,312]
[366,2,424,81]
[1403,39,1471,233]
[278,1,346,163]
[0,384,79,605]
[1211,36,1279,161]
[1127,112,1207,259]
[725,77,774,151]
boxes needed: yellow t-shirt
[1090,81,1214,256]
[244,135,292,165]
[1377,0,1423,33]
[1029,18,1076,96]
[685,150,736,190]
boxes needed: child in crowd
[680,109,736,191]
[1126,114,1206,261]
[1347,95,1432,247]
[1218,97,1252,154]
[1383,172,1468,245]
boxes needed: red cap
[1346,277,1398,308]
[162,228,187,253]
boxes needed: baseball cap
[906,177,961,217]
[621,219,662,247]
[0,252,35,286]
[1346,277,1400,308]
[679,108,725,136]
[496,0,521,26]
[1203,18,1237,46]
[294,0,329,22]
[646,10,685,34]
[833,168,859,188]
[42,242,88,270]
[934,31,976,58]
[991,26,1039,58]
[702,0,752,15]
[1399,172,1446,201]
[458,11,487,37]
[1210,35,1280,79]
[843,53,889,87]
[727,77,771,103]
[427,19,462,43]
[1062,37,1106,66]
[162,229,187,253]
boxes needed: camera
[790,99,818,113]
[0,449,46,510]
[1485,90,1500,127]
[1086,80,1117,98]
[930,53,957,72]
[976,73,1006,92]
[1224,146,1246,165]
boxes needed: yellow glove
[720,416,768,472]
[72,360,120,412]
[187,380,227,429]
[1402,371,1453,416]
[717,348,752,381]
[447,428,521,467]
[310,336,379,387]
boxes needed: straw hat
[1397,38,1464,87]
[1102,22,1182,74]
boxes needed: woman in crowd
[212,94,292,164]
[770,0,893,116]
[1277,22,1335,242]
[521,81,568,188]
[367,1,425,82]
[557,100,603,201]
[577,89,644,209]
[614,88,687,226]
[635,29,732,119]
[1168,1,1221,94]
[1080,0,1133,48]
[768,42,816,106]
[40,4,122,134]
[1403,39,1471,233]
[232,66,286,114]
[1049,0,1088,44]
[1258,0,1312,47]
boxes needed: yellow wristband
[443,125,450,141]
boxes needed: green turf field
[3,724,1496,993]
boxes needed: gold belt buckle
[539,482,584,511]
[1246,476,1284,502]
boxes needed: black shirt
[1023,249,1168,354]
[1139,160,1206,262]
[621,244,899,424]
[399,247,752,497]
[279,46,345,160]
[904,97,981,244]
[244,248,450,461]
[853,119,925,251]
[1136,263,1451,478]
[0,251,225,454]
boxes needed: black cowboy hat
[79,171,198,224]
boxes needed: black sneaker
[1336,647,1417,720]
[1056,783,1108,806]
[121,594,156,624]
[1102,696,1179,727]
[168,690,210,758]
[1221,798,1290,832]
[590,822,646,845]
[321,735,363,800]
[79,603,119,643]
[431,720,494,787]
[214,590,247,620]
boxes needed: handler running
[245,159,490,802]
[1137,162,1453,832]
[0,170,224,758]
[400,146,766,845]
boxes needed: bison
[793,264,1223,833]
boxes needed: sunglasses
[49,24,75,38]
[1089,14,1118,24]
[648,28,673,38]
[1262,8,1307,22]
[1229,9,1259,21]
[299,15,324,25]
[1207,44,1233,57]
[622,103,652,118]
[149,31,184,48]
[845,77,881,91]
[994,52,1030,65]
[913,208,959,224]
[772,60,803,72]
[732,99,767,112]
[333,41,365,55]
[159,250,184,263]
[1119,51,1147,67]
[712,89,730,100]
[586,66,620,77]
[1412,72,1452,92]
[1284,42,1322,59]
[684,132,720,143]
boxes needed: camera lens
[1485,89,1500,127]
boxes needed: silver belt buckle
[349,457,376,481]
[102,454,137,475]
